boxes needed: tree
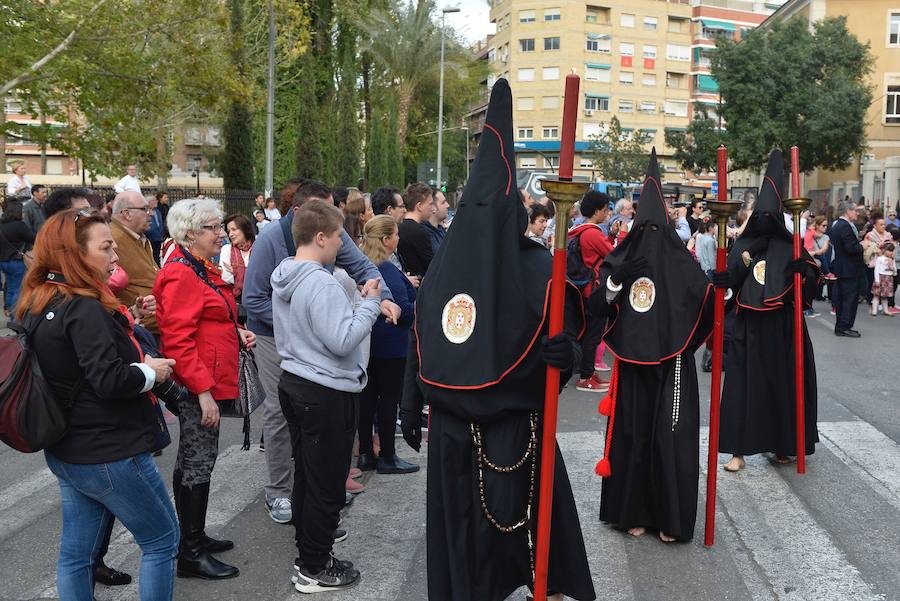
[386,108,404,188]
[367,109,389,190]
[333,58,362,187]
[587,116,651,183]
[665,104,726,174]
[221,0,255,189]
[670,16,874,175]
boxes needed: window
[545,156,560,169]
[542,66,560,80]
[206,127,221,146]
[519,9,535,23]
[584,96,609,111]
[668,16,687,33]
[520,157,537,168]
[185,126,204,145]
[642,74,657,87]
[520,38,535,52]
[488,47,497,62]
[585,65,611,82]
[584,122,604,138]
[639,101,656,114]
[643,16,658,31]
[5,99,22,113]
[619,43,634,56]
[544,8,560,21]
[702,25,734,41]
[46,158,64,175]
[666,72,685,89]
[664,100,689,117]
[500,44,509,63]
[586,6,610,24]
[619,71,634,85]
[518,97,535,110]
[618,99,634,112]
[620,13,635,28]
[667,44,690,61]
[544,37,560,51]
[586,37,611,53]
[518,68,535,81]
[642,45,657,59]
[580,158,594,168]
[517,127,534,139]
[886,84,900,124]
[640,129,656,142]
[542,96,560,109]
[542,126,559,139]
[890,12,900,45]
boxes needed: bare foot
[627,527,646,537]
[723,455,745,472]
[549,594,564,601]
[659,532,676,543]
[773,455,792,464]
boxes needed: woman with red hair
[17,210,180,601]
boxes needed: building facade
[729,0,900,211]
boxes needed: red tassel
[594,458,611,477]
[598,395,612,416]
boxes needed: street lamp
[437,6,460,193]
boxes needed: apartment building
[728,0,900,210]
[486,0,696,181]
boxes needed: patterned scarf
[230,242,251,299]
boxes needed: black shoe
[835,329,861,338]
[334,528,348,543]
[94,561,132,586]
[376,455,420,475]
[203,534,235,553]
[848,329,861,335]
[294,556,360,593]
[176,482,240,580]
[357,452,378,471]
[292,555,354,585]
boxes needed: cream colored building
[487,0,697,182]
[728,0,900,212]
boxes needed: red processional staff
[533,74,590,601]
[785,146,811,474]
[703,146,741,547]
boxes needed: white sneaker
[268,496,292,524]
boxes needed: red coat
[153,246,239,400]
[567,223,615,297]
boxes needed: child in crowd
[871,242,896,316]
[271,201,382,593]
[254,209,270,233]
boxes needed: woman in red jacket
[154,197,256,581]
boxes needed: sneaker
[333,528,348,543]
[292,556,354,584]
[594,360,611,372]
[267,496,292,524]
[575,374,609,393]
[294,556,360,594]
[805,311,820,318]
[830,309,836,316]
[346,477,365,494]
[888,307,900,315]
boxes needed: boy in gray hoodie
[271,201,381,593]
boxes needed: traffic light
[440,184,447,193]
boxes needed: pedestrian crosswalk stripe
[0,467,57,540]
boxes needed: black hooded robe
[719,150,819,458]
[589,150,714,541]
[402,79,595,601]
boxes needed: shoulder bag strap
[280,217,296,256]
[169,256,242,350]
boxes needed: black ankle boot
[176,482,239,580]
[174,472,233,554]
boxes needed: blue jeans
[45,452,179,601]
[0,259,25,312]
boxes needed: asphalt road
[0,298,898,601]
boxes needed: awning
[665,127,687,132]
[585,93,610,99]
[700,19,736,32]
[585,63,611,70]
[697,74,719,92]
[586,32,611,40]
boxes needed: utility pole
[436,6,459,191]
[264,0,275,198]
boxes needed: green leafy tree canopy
[587,116,650,183]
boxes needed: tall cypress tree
[221,0,254,190]
[334,58,361,187]
[386,108,404,188]
[295,54,323,180]
[367,109,387,191]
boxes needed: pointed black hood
[414,78,555,389]
[729,149,817,311]
[599,148,713,364]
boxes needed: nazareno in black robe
[588,149,714,541]
[402,78,595,601]
[719,150,819,458]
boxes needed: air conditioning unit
[584,109,594,116]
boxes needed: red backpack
[0,306,81,452]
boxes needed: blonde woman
[6,160,32,199]
[356,215,419,474]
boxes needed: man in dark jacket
[397,183,436,276]
[829,200,865,337]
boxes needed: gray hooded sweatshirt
[271,258,380,393]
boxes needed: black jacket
[0,220,34,262]
[27,295,160,464]
[829,218,864,279]
[397,218,434,276]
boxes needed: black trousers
[279,372,357,571]
[358,357,405,459]
[834,276,860,332]
[579,311,606,379]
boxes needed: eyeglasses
[124,205,151,215]
[72,210,93,222]
[199,223,225,232]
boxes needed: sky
[441,0,494,45]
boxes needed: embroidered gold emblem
[442,293,477,344]
[629,277,656,313]
[753,260,766,285]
